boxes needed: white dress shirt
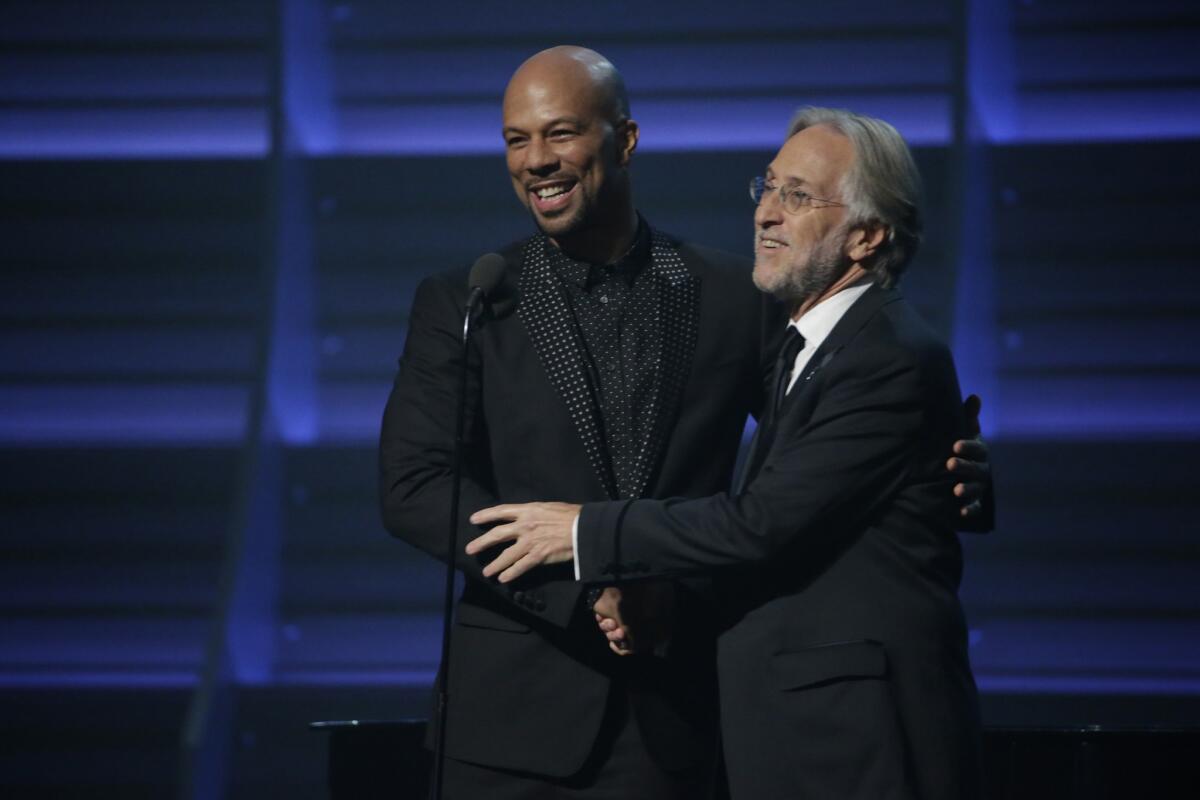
[785,280,873,393]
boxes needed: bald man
[381,46,751,798]
[379,47,990,798]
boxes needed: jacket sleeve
[379,273,580,627]
[577,341,958,581]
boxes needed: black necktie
[738,326,806,491]
[772,327,805,419]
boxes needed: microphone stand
[431,287,485,800]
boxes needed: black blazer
[379,231,773,776]
[577,286,982,799]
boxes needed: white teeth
[536,185,569,199]
[760,239,783,248]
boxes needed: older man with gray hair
[471,105,983,800]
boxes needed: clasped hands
[466,502,657,655]
[590,583,674,656]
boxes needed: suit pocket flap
[770,640,887,691]
[455,601,531,634]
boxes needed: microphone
[435,252,513,797]
[465,253,517,324]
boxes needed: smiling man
[502,47,639,264]
[469,107,984,800]
[380,46,773,799]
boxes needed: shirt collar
[544,215,651,290]
[790,279,874,353]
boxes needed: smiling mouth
[529,180,577,213]
[758,237,787,250]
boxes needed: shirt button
[599,295,609,304]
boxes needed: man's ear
[617,118,639,167]
[846,223,888,263]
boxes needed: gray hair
[787,106,922,287]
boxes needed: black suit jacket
[577,286,981,799]
[379,231,774,776]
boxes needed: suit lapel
[623,231,699,499]
[796,283,902,395]
[786,284,901,411]
[515,231,700,501]
[739,284,902,489]
[517,237,618,499]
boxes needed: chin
[533,207,587,240]
[754,269,803,304]
[752,265,780,295]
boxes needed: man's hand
[466,502,580,583]
[592,582,675,657]
[949,394,991,518]
[592,587,631,656]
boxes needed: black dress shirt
[545,219,656,500]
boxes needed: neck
[551,197,638,265]
[790,264,869,322]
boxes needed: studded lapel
[629,231,700,499]
[516,232,699,500]
[518,236,618,498]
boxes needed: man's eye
[550,129,576,138]
[785,188,809,204]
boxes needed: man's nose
[754,190,782,228]
[525,137,558,175]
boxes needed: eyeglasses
[750,176,845,214]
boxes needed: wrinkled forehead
[768,125,855,193]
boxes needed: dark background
[1,1,1198,797]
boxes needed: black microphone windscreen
[468,253,508,296]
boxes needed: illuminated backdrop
[1,1,1198,797]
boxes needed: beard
[529,197,588,239]
[525,181,608,246]
[753,223,851,304]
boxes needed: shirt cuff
[572,512,581,581]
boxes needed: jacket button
[513,591,526,604]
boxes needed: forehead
[502,63,609,128]
[767,124,854,191]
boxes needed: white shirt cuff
[572,512,581,581]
